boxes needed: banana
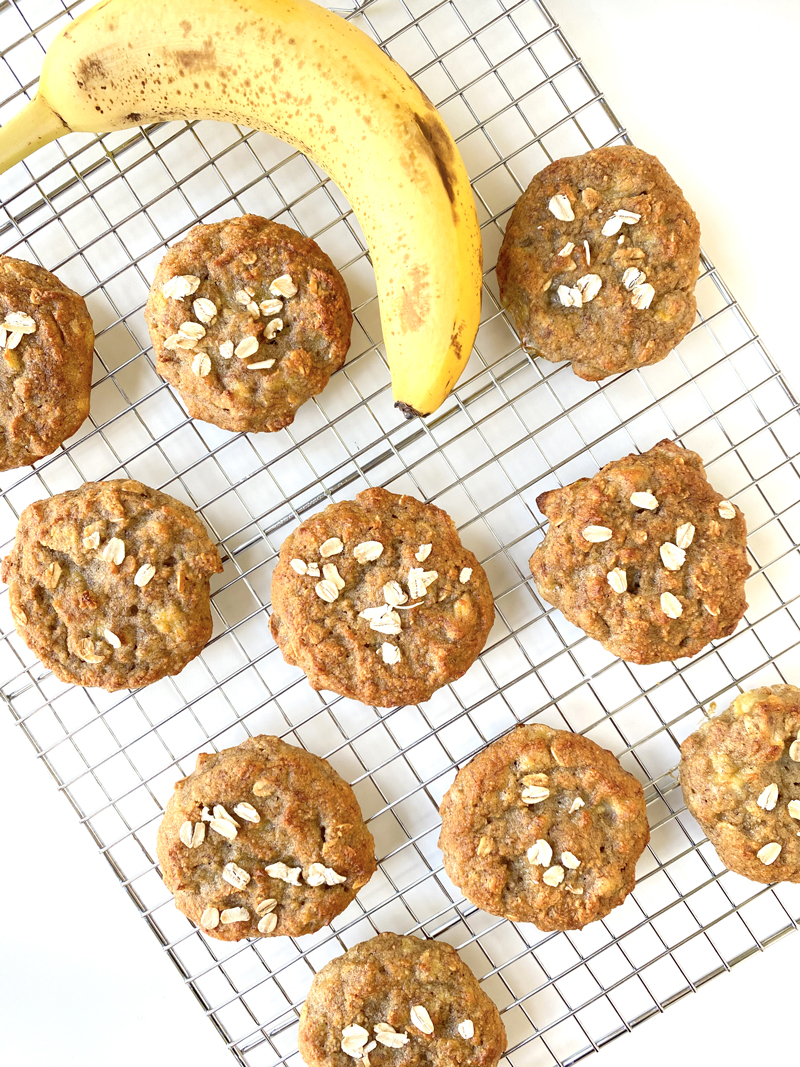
[0,0,481,418]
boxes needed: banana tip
[394,400,427,420]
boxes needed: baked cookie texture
[269,488,495,707]
[680,685,800,883]
[1,479,222,690]
[0,255,94,470]
[530,439,749,664]
[145,215,352,433]
[157,735,376,940]
[439,724,650,931]
[298,932,506,1067]
[497,146,700,380]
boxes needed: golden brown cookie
[439,725,650,931]
[0,255,94,470]
[156,735,376,940]
[145,215,352,433]
[269,488,494,707]
[529,439,749,663]
[680,685,800,883]
[497,146,700,380]
[298,933,506,1067]
[1,479,222,690]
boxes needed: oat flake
[569,797,585,813]
[235,336,259,359]
[383,580,408,607]
[630,491,658,510]
[290,558,308,575]
[631,282,655,310]
[787,800,800,819]
[676,522,696,549]
[660,592,683,619]
[315,579,339,603]
[200,906,220,929]
[526,839,553,866]
[557,283,582,308]
[102,537,125,566]
[193,298,217,324]
[354,541,383,563]
[320,537,344,557]
[521,785,550,805]
[458,1021,475,1040]
[757,842,781,865]
[757,783,778,810]
[323,563,345,590]
[233,802,260,823]
[161,275,200,300]
[547,193,574,222]
[134,563,156,588]
[377,643,400,668]
[789,740,800,761]
[257,912,278,934]
[222,862,251,890]
[209,817,238,841]
[660,542,686,571]
[576,273,602,302]
[269,274,298,299]
[607,567,627,594]
[582,525,612,542]
[543,865,565,886]
[103,628,121,649]
[561,851,581,869]
[622,267,646,290]
[410,1005,434,1035]
[718,500,736,519]
[220,907,250,924]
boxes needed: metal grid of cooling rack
[2,0,800,1064]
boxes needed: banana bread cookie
[529,439,749,663]
[0,255,94,470]
[298,932,506,1067]
[269,488,495,707]
[497,145,700,380]
[1,479,222,689]
[157,735,376,940]
[680,685,800,883]
[145,214,352,433]
[439,724,650,931]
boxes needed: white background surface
[2,1,798,1065]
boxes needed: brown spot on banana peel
[170,39,217,71]
[412,109,457,212]
[399,265,431,334]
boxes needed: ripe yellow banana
[0,0,481,418]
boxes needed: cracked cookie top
[1,478,222,690]
[439,724,650,931]
[157,735,376,940]
[269,488,494,707]
[497,146,700,380]
[145,215,352,433]
[529,439,749,663]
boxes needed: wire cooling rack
[2,0,800,1064]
